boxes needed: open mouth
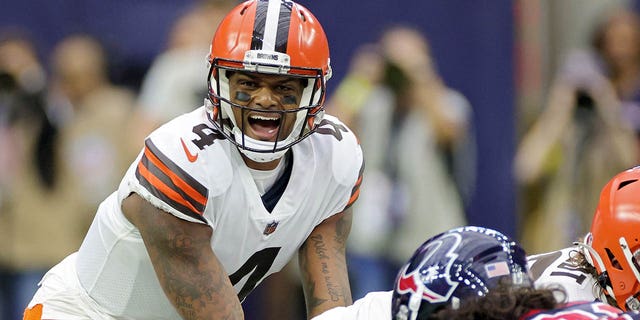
[247,113,282,141]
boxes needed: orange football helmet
[206,0,332,162]
[580,166,640,310]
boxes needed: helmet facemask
[206,53,329,162]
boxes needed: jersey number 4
[229,247,281,301]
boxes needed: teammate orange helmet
[582,166,640,311]
[206,0,332,162]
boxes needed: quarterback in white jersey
[527,166,640,312]
[26,1,363,319]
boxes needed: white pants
[28,253,117,320]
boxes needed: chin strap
[237,143,288,162]
[574,241,617,300]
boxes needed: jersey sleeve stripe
[136,162,207,223]
[143,140,207,205]
[139,148,206,212]
[344,159,365,210]
[133,140,209,220]
[141,147,207,207]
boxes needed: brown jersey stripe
[144,140,207,205]
[133,139,208,220]
[141,146,207,207]
[136,162,207,224]
[344,159,365,210]
[138,150,206,214]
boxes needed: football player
[314,225,640,320]
[313,226,534,319]
[24,1,363,319]
[528,166,640,311]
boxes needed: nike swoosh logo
[180,138,198,162]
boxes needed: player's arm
[298,208,353,319]
[122,193,243,320]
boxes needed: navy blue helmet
[391,226,532,320]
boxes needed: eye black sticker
[282,95,297,105]
[235,91,251,102]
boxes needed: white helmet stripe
[262,0,282,51]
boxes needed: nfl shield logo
[263,221,279,235]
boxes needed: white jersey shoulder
[118,106,232,224]
[527,246,600,302]
[119,109,363,225]
[312,291,392,320]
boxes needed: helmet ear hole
[298,11,307,22]
[606,248,624,270]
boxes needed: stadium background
[1,0,637,240]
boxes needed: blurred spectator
[326,25,472,300]
[594,9,640,155]
[135,0,238,137]
[0,31,60,320]
[48,34,139,213]
[1,32,139,320]
[515,7,640,254]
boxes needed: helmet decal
[396,233,461,303]
[391,226,532,320]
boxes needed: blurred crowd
[1,1,640,320]
[515,7,640,253]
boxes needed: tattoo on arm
[122,194,243,320]
[299,210,353,318]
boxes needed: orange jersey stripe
[346,188,360,207]
[344,158,365,210]
[354,175,363,188]
[137,161,202,216]
[143,147,207,206]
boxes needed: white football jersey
[312,291,392,320]
[32,107,364,319]
[527,246,602,303]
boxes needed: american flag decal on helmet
[485,261,510,278]
[263,221,279,235]
[251,0,293,53]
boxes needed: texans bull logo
[395,233,462,303]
